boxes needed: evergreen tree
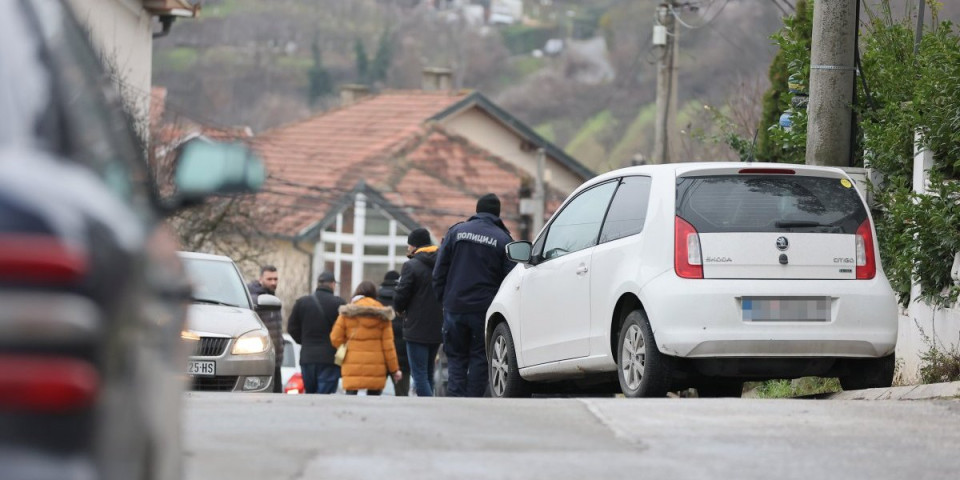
[354,38,369,85]
[370,29,393,85]
[756,0,813,162]
[308,34,332,106]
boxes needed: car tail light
[855,219,876,280]
[0,235,87,285]
[675,216,703,279]
[0,356,99,413]
[284,372,304,394]
[738,168,796,174]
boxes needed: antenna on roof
[747,127,760,163]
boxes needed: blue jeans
[442,311,487,397]
[406,341,440,397]
[301,363,340,394]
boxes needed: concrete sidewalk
[821,381,960,400]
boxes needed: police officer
[433,193,514,397]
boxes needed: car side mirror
[256,294,282,312]
[167,141,266,212]
[506,241,533,263]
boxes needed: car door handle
[576,265,588,275]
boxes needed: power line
[669,0,731,30]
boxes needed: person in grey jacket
[287,271,345,394]
[247,265,284,393]
[395,228,444,396]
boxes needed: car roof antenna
[747,127,760,163]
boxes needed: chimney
[339,84,371,105]
[421,67,453,91]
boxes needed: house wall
[67,0,153,126]
[443,108,585,194]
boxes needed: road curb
[821,381,960,400]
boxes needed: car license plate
[187,360,216,376]
[742,297,830,322]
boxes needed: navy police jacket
[433,212,515,314]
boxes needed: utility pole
[652,3,678,164]
[805,0,858,166]
[532,148,546,239]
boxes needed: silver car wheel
[621,324,645,390]
[491,335,509,397]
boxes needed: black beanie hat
[476,193,501,217]
[407,227,431,248]
[383,270,400,282]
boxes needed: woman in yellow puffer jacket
[331,281,402,395]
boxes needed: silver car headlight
[231,330,270,355]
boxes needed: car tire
[488,322,531,398]
[696,380,744,398]
[839,354,895,391]
[617,310,671,398]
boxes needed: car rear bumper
[641,275,898,358]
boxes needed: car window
[182,258,252,309]
[676,175,868,234]
[541,181,617,260]
[599,176,652,243]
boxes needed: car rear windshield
[676,175,868,234]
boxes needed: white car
[486,162,898,398]
[280,333,303,393]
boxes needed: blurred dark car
[0,1,264,479]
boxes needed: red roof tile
[254,91,539,237]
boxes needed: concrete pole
[805,0,858,166]
[532,148,546,239]
[653,3,677,164]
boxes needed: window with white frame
[314,193,412,298]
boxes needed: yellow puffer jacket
[330,296,400,391]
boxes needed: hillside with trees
[153,0,959,173]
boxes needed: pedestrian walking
[395,228,444,397]
[247,265,284,393]
[433,193,515,397]
[331,281,402,396]
[287,271,345,394]
[378,271,410,396]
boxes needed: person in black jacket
[395,228,444,397]
[433,194,515,397]
[287,271,345,394]
[378,270,410,396]
[247,265,284,393]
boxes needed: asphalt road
[183,393,960,480]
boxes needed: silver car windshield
[182,258,250,309]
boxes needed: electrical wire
[669,0,731,30]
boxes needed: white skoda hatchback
[486,163,897,398]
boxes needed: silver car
[179,252,277,392]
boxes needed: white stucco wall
[897,290,960,385]
[442,108,586,194]
[67,0,153,125]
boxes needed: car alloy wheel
[617,310,671,398]
[488,322,530,398]
[491,335,509,396]
[621,324,646,391]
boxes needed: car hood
[185,304,265,338]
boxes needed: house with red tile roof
[252,85,593,300]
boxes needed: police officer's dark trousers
[442,311,487,397]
